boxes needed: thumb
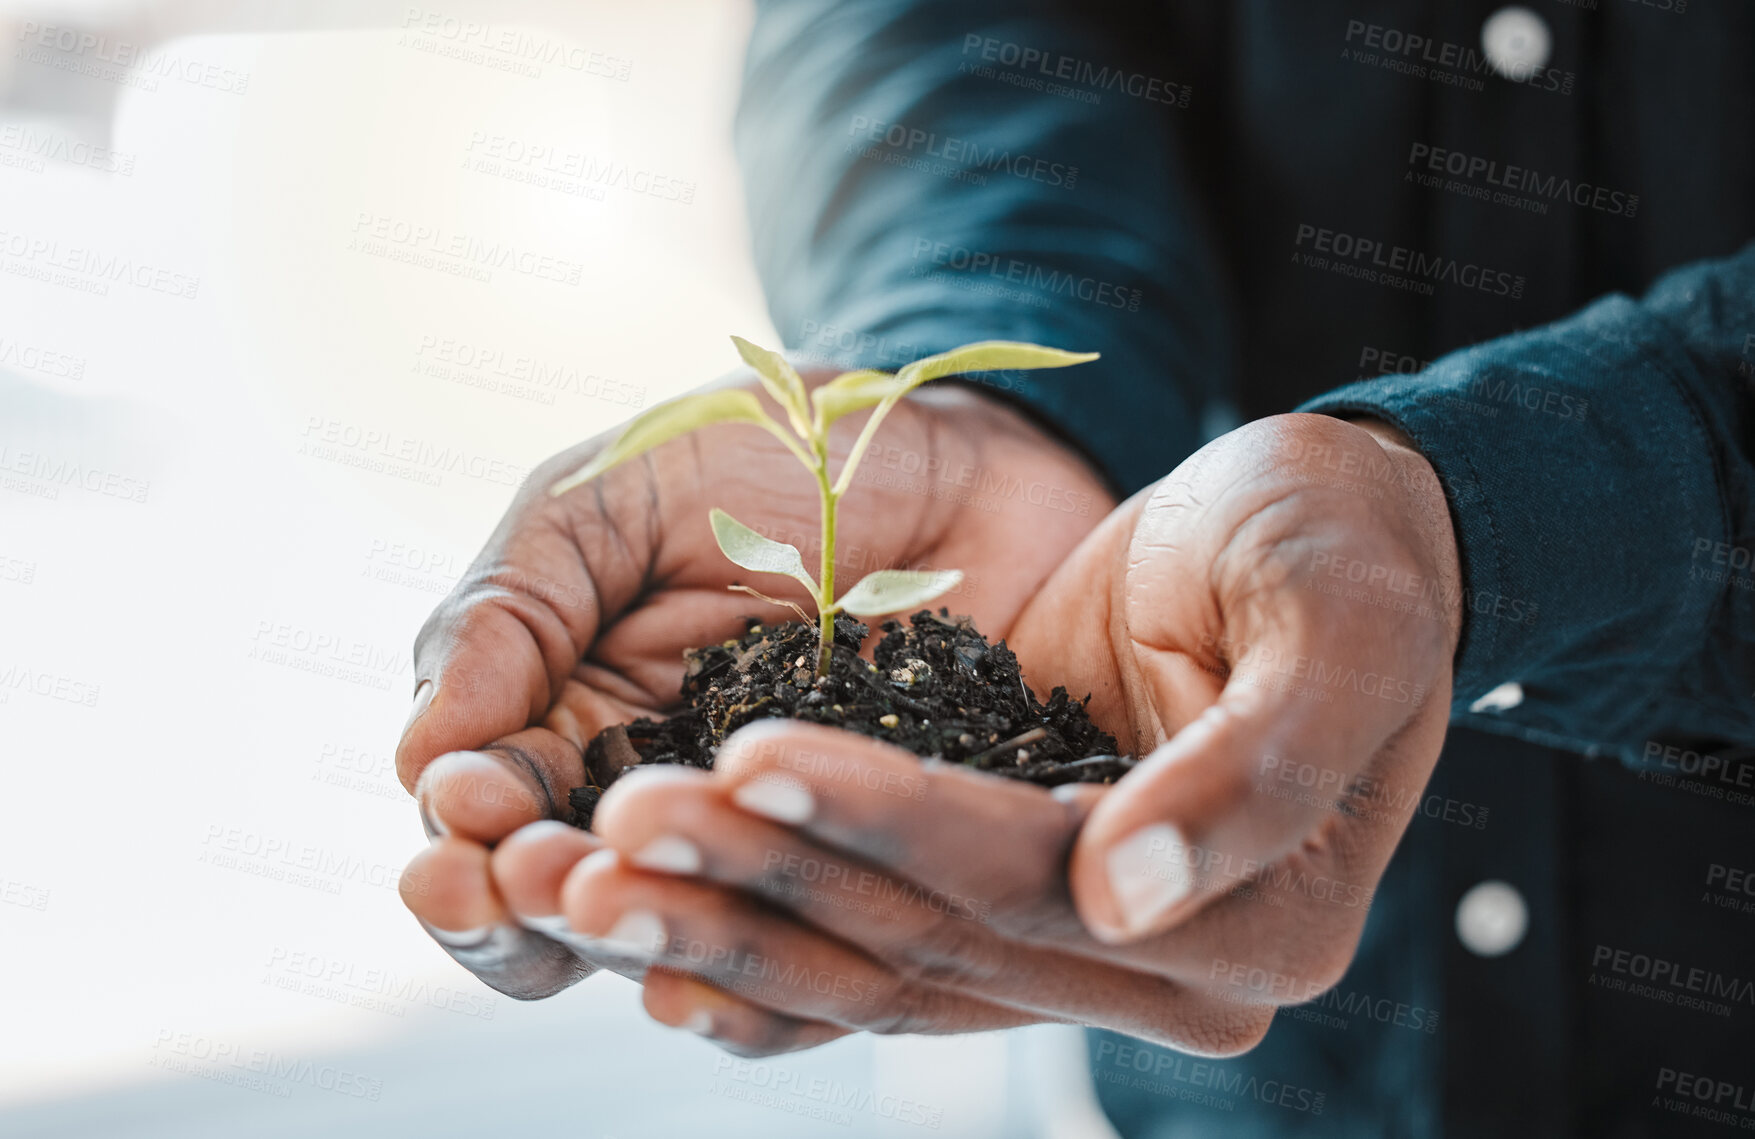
[1068,609,1430,944]
[396,582,590,793]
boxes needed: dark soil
[568,610,1133,830]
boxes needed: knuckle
[861,980,964,1037]
[889,912,1006,989]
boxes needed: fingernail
[419,798,448,839]
[404,679,435,735]
[519,913,574,938]
[732,778,814,825]
[632,835,702,875]
[592,909,668,959]
[519,912,610,958]
[1105,822,1194,938]
[423,923,494,950]
[680,1009,714,1036]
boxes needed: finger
[415,727,587,842]
[708,720,1090,941]
[400,836,594,1000]
[1132,708,1454,1005]
[397,586,586,794]
[396,445,671,792]
[490,819,604,923]
[1070,485,1450,945]
[559,847,1036,1037]
[642,971,852,1058]
[590,767,1274,1049]
[488,819,650,974]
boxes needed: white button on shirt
[1470,681,1525,714]
[1482,7,1553,81]
[1456,880,1530,956]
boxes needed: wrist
[1346,417,1466,659]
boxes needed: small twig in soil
[967,727,1049,769]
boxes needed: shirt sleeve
[735,0,1229,497]
[1300,242,1755,760]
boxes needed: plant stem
[814,461,838,678]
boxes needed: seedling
[549,336,1098,677]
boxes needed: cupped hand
[500,413,1461,1054]
[395,374,1114,1002]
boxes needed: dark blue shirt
[735,2,1755,1134]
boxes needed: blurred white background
[0,2,1117,1135]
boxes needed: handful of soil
[568,609,1134,829]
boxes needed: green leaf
[709,508,820,600]
[548,390,780,496]
[895,341,1100,390]
[828,342,1099,497]
[730,335,812,440]
[810,369,903,428]
[836,569,964,617]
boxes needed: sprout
[550,337,1099,677]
